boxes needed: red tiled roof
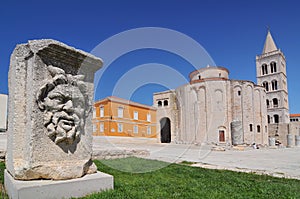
[95,96,156,110]
[290,114,300,117]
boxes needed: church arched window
[257,125,261,133]
[270,61,277,73]
[158,101,162,107]
[164,100,168,106]
[262,82,269,91]
[266,99,270,108]
[274,114,279,123]
[262,64,268,75]
[273,98,278,108]
[271,80,278,90]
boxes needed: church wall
[153,90,178,143]
[197,87,207,143]
[177,80,231,144]
[230,81,268,145]
[205,81,230,144]
[242,84,255,144]
[232,85,243,122]
[269,122,300,146]
[175,84,198,143]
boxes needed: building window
[274,114,279,123]
[134,111,138,120]
[270,61,277,73]
[271,80,278,90]
[118,107,124,118]
[265,126,267,133]
[93,123,97,132]
[262,64,268,75]
[147,113,151,122]
[273,98,278,108]
[164,100,168,106]
[118,123,123,133]
[147,126,151,135]
[249,124,253,132]
[133,125,138,134]
[266,99,270,108]
[267,115,270,124]
[257,125,261,133]
[158,101,162,107]
[100,106,104,117]
[100,123,104,132]
[238,91,241,96]
[198,75,201,80]
[262,82,269,91]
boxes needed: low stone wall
[0,149,149,162]
[268,122,300,146]
[92,149,150,160]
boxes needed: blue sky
[0,0,300,113]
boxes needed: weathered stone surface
[92,149,150,160]
[7,39,102,180]
[4,170,113,199]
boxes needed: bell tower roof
[262,30,278,54]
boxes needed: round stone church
[153,66,268,146]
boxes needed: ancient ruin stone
[7,39,102,180]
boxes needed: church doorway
[219,130,225,142]
[160,117,171,143]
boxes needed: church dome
[189,66,229,84]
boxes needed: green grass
[0,161,5,185]
[82,157,300,199]
[1,158,300,199]
[0,161,7,198]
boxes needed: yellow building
[93,96,157,138]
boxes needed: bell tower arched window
[273,98,278,108]
[271,80,278,90]
[164,100,168,106]
[274,114,279,123]
[266,99,270,108]
[158,101,162,107]
[262,64,268,75]
[262,82,269,91]
[270,61,277,73]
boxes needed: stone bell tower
[256,30,290,124]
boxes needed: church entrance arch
[160,117,171,143]
[218,126,226,143]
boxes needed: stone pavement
[93,136,300,180]
[1,134,300,180]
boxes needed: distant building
[290,114,300,122]
[93,96,156,138]
[153,67,268,145]
[256,30,290,124]
[0,94,8,132]
[257,31,300,146]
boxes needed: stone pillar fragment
[7,39,102,180]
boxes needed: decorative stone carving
[6,39,102,180]
[36,65,89,145]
